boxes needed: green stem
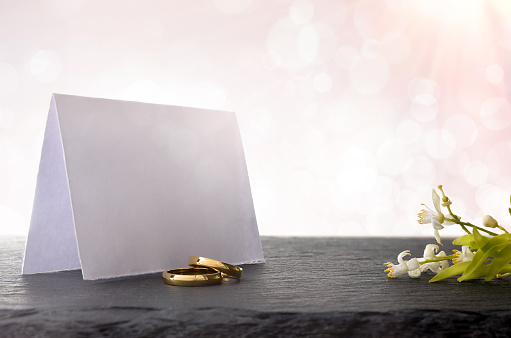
[498,225,510,234]
[445,204,471,235]
[438,187,500,237]
[445,203,460,222]
[419,255,456,264]
[459,223,471,235]
[444,218,499,237]
[460,222,498,236]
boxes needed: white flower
[418,189,455,245]
[384,250,421,278]
[452,245,474,264]
[419,244,449,273]
[482,215,499,228]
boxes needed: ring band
[162,267,223,286]
[188,256,243,279]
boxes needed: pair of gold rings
[162,256,243,286]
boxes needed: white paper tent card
[23,94,264,280]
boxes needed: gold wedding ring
[162,267,222,286]
[188,256,243,279]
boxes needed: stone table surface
[1,236,511,337]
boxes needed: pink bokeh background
[1,0,511,238]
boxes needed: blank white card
[23,94,264,279]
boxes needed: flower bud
[482,215,499,228]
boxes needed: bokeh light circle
[485,64,504,84]
[349,56,389,95]
[476,184,509,217]
[480,97,511,131]
[464,160,488,186]
[380,34,410,64]
[485,148,501,181]
[377,139,406,176]
[289,0,314,25]
[443,114,477,150]
[335,45,359,70]
[408,77,440,100]
[411,94,437,122]
[445,151,470,176]
[313,73,332,93]
[396,119,421,144]
[396,189,420,218]
[313,23,338,63]
[325,101,362,131]
[297,24,319,63]
[267,19,307,70]
[457,72,493,114]
[361,39,381,59]
[403,157,436,190]
[424,129,456,159]
[0,63,18,99]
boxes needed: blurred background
[1,0,511,238]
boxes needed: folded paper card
[23,94,264,280]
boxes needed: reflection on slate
[2,237,511,336]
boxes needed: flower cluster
[384,244,449,279]
[385,185,511,282]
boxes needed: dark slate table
[1,236,511,337]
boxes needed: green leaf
[498,265,511,274]
[453,234,474,246]
[457,249,489,281]
[459,232,511,281]
[467,241,479,250]
[480,233,511,252]
[509,207,511,217]
[453,234,479,250]
[472,228,490,251]
[429,261,470,283]
[457,263,491,282]
[485,243,511,281]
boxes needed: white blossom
[452,245,475,264]
[418,189,455,245]
[419,244,449,273]
[384,250,421,278]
